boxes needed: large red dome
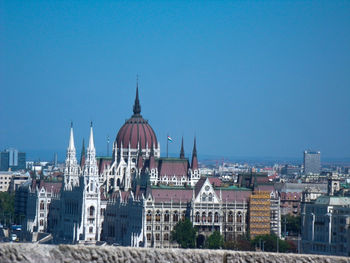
[115,87,158,149]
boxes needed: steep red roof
[151,188,193,202]
[217,190,251,203]
[158,158,189,179]
[209,177,222,187]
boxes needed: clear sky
[1,1,349,161]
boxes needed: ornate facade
[21,85,280,246]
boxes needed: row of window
[147,233,169,241]
[146,210,186,223]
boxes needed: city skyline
[1,1,350,160]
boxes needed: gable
[194,178,220,204]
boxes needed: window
[214,212,219,223]
[173,211,179,222]
[164,233,169,241]
[202,212,206,223]
[228,211,233,223]
[164,211,170,222]
[147,226,151,231]
[40,201,45,210]
[195,212,200,223]
[40,220,44,226]
[156,225,160,231]
[155,210,161,222]
[208,193,213,201]
[236,212,242,223]
[208,212,213,223]
[147,233,151,241]
[89,206,95,217]
[164,226,169,231]
[156,233,160,241]
[202,193,207,202]
[147,210,152,222]
[181,211,186,221]
[89,227,93,233]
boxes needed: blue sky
[1,1,349,161]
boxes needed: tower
[81,122,101,242]
[180,137,185,159]
[189,137,200,186]
[64,122,80,190]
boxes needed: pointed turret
[180,136,185,159]
[64,122,79,189]
[137,138,143,169]
[68,122,75,151]
[88,122,95,151]
[80,138,86,168]
[132,82,141,117]
[191,137,198,170]
[149,145,156,169]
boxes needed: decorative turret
[149,145,156,170]
[80,138,86,168]
[84,122,98,178]
[137,139,143,170]
[191,137,198,170]
[64,122,79,189]
[180,137,185,159]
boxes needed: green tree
[0,192,15,225]
[282,215,301,236]
[171,218,197,248]
[205,231,224,249]
[224,235,253,251]
[251,234,290,253]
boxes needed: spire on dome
[88,122,95,151]
[191,137,198,170]
[180,136,185,159]
[68,122,75,151]
[133,80,142,117]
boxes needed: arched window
[89,206,95,217]
[208,212,213,223]
[40,201,44,210]
[147,233,151,241]
[202,212,206,223]
[155,210,161,222]
[195,212,200,223]
[181,211,186,221]
[228,211,233,223]
[173,211,179,222]
[208,193,213,201]
[236,212,242,223]
[214,212,219,223]
[40,219,44,226]
[164,233,169,241]
[202,193,207,202]
[147,210,152,222]
[164,211,170,222]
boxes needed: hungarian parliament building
[19,85,281,247]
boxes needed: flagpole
[166,133,169,158]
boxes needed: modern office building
[0,148,26,171]
[303,151,321,175]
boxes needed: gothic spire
[88,121,95,151]
[133,81,141,117]
[68,122,75,151]
[192,137,197,157]
[191,137,198,170]
[80,138,85,167]
[180,136,185,159]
